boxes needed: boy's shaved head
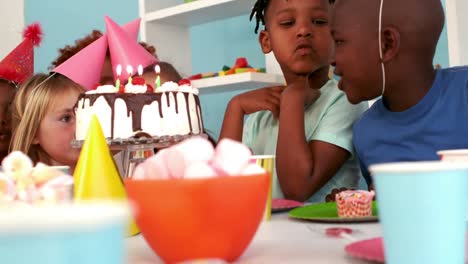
[333,0,444,60]
[331,0,445,104]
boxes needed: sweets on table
[0,151,73,204]
[133,137,266,179]
[336,190,375,218]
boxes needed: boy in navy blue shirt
[330,0,468,186]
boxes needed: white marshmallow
[184,161,217,179]
[143,149,172,179]
[0,172,16,201]
[2,151,33,180]
[132,164,146,180]
[240,164,266,176]
[166,137,214,178]
[212,138,251,175]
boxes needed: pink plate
[345,237,468,263]
[272,199,304,213]
[345,237,385,262]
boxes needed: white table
[127,212,382,264]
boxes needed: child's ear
[32,136,39,145]
[259,30,272,54]
[380,26,400,63]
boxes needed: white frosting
[75,92,203,141]
[156,81,179,93]
[156,81,198,94]
[179,84,199,95]
[124,83,147,94]
[86,85,117,94]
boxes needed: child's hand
[231,86,285,118]
[283,75,321,106]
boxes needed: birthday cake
[75,78,204,141]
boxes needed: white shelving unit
[139,0,285,91]
[144,0,255,26]
[193,72,285,92]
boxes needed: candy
[166,137,214,177]
[211,138,251,175]
[0,152,74,204]
[2,151,33,180]
[31,163,63,185]
[184,161,217,179]
[0,173,16,201]
[142,149,171,179]
[325,227,353,238]
[134,137,267,180]
[239,163,265,176]
[132,164,146,180]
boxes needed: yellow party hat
[73,115,139,236]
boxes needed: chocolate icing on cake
[76,91,202,139]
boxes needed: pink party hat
[52,18,142,90]
[105,16,158,82]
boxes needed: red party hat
[52,18,141,90]
[105,16,158,81]
[0,23,43,84]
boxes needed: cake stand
[71,134,207,178]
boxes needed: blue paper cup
[0,202,129,264]
[438,149,468,220]
[369,161,468,264]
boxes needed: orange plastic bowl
[124,173,269,264]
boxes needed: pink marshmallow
[212,138,252,175]
[0,173,16,201]
[184,161,218,179]
[142,149,172,179]
[132,164,146,180]
[166,137,214,178]
[38,175,74,202]
[240,163,266,176]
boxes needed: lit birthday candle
[138,64,143,76]
[115,64,122,89]
[155,64,161,88]
[126,65,133,84]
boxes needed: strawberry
[178,79,191,86]
[146,84,154,93]
[132,77,146,85]
[119,84,125,93]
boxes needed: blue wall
[25,1,450,140]
[191,15,265,139]
[25,0,138,72]
[436,0,449,67]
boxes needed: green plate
[288,201,379,223]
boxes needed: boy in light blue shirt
[219,0,367,202]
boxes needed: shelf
[192,72,285,93]
[144,0,254,26]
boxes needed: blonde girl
[10,73,84,173]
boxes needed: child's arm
[276,77,352,202]
[219,86,285,142]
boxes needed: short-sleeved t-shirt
[243,79,368,203]
[353,66,468,184]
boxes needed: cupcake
[336,190,375,218]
